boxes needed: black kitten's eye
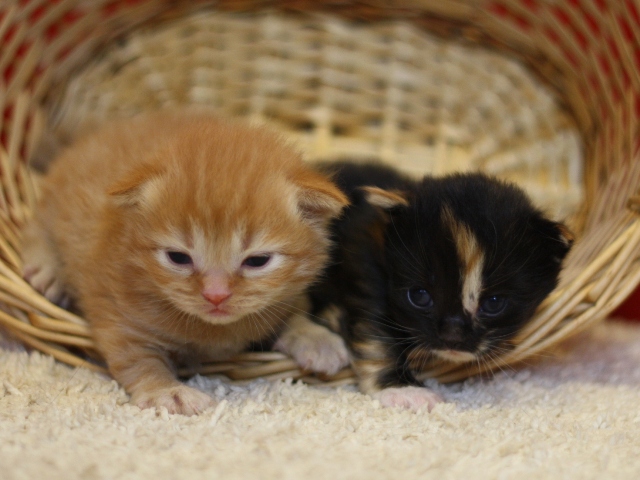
[407,287,433,308]
[242,254,271,268]
[167,251,193,265]
[480,296,506,315]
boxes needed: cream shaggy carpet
[1,320,640,480]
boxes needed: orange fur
[21,111,348,415]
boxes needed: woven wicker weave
[1,0,639,386]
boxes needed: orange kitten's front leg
[21,221,70,307]
[275,311,350,376]
[125,362,215,417]
[94,325,215,416]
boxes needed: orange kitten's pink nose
[203,272,232,307]
[202,269,232,307]
[203,290,232,307]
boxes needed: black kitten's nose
[439,315,466,344]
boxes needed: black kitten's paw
[374,386,443,412]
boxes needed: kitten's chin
[198,309,243,325]
[432,349,477,363]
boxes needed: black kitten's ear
[556,223,575,249]
[361,186,409,209]
[539,219,574,263]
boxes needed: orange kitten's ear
[294,170,349,220]
[361,186,409,209]
[108,163,165,207]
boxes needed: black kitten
[280,160,573,411]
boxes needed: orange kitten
[22,111,348,415]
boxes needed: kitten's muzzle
[202,289,234,319]
[438,315,467,346]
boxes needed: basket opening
[1,0,639,383]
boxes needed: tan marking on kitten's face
[441,206,485,315]
[407,347,433,371]
[362,186,409,210]
[432,349,477,363]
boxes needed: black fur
[309,160,573,392]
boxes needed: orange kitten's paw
[23,263,69,307]
[132,385,215,416]
[275,319,350,376]
[374,386,444,412]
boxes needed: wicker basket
[1,0,639,387]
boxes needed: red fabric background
[613,287,640,320]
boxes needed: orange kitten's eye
[242,254,271,268]
[166,251,193,266]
